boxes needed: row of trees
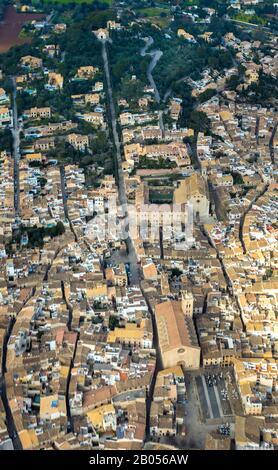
[0,129,13,152]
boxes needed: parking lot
[156,367,240,448]
[195,370,233,421]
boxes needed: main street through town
[11,76,21,220]
[101,39,140,286]
[100,37,162,438]
[0,76,23,450]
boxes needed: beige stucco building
[155,300,200,370]
[173,173,209,221]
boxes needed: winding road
[140,37,165,135]
[140,36,162,104]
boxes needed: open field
[148,16,171,28]
[232,12,267,26]
[135,6,171,28]
[136,7,169,17]
[0,5,45,53]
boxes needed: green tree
[109,315,119,330]
[189,110,210,133]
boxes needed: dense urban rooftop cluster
[0,0,277,452]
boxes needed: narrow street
[59,165,69,219]
[1,243,70,448]
[0,316,22,450]
[239,183,269,254]
[59,171,88,434]
[11,76,21,220]
[269,123,277,165]
[100,37,161,439]
[60,166,79,244]
[0,77,23,449]
[143,295,163,440]
[199,223,232,296]
[0,287,37,451]
[101,39,140,285]
[62,282,79,434]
